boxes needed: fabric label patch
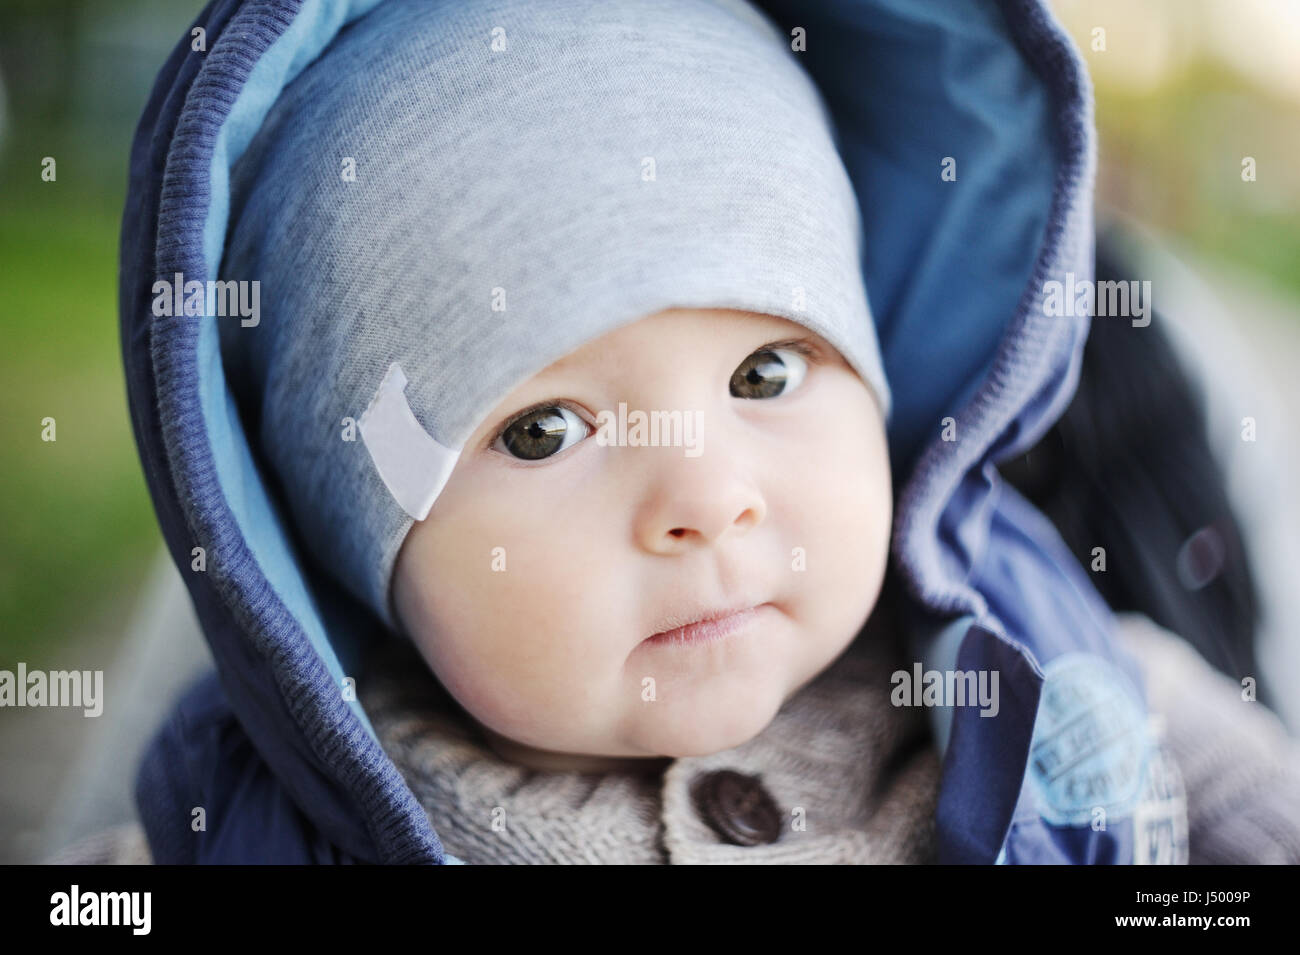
[1027,653,1149,826]
[1132,715,1190,864]
[357,362,460,520]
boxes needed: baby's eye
[730,345,809,399]
[492,405,592,461]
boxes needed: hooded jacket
[105,0,1298,865]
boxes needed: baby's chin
[468,681,786,771]
[625,668,791,758]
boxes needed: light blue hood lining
[764,0,1058,469]
[197,0,385,738]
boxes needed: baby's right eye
[492,405,592,461]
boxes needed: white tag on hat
[357,361,460,520]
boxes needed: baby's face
[392,307,891,772]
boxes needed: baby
[390,305,892,774]
[220,0,895,779]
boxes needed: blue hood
[122,0,1157,864]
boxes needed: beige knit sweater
[45,611,1300,864]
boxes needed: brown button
[690,770,781,846]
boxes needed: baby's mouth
[642,602,772,649]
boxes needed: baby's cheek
[448,574,615,721]
[785,397,889,638]
[424,498,634,739]
[447,638,615,753]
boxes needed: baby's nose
[632,444,766,555]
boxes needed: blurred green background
[0,0,195,668]
[0,0,1297,669]
[1055,0,1300,300]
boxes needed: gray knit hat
[218,0,891,631]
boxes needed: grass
[0,132,161,669]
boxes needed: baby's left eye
[730,346,809,399]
